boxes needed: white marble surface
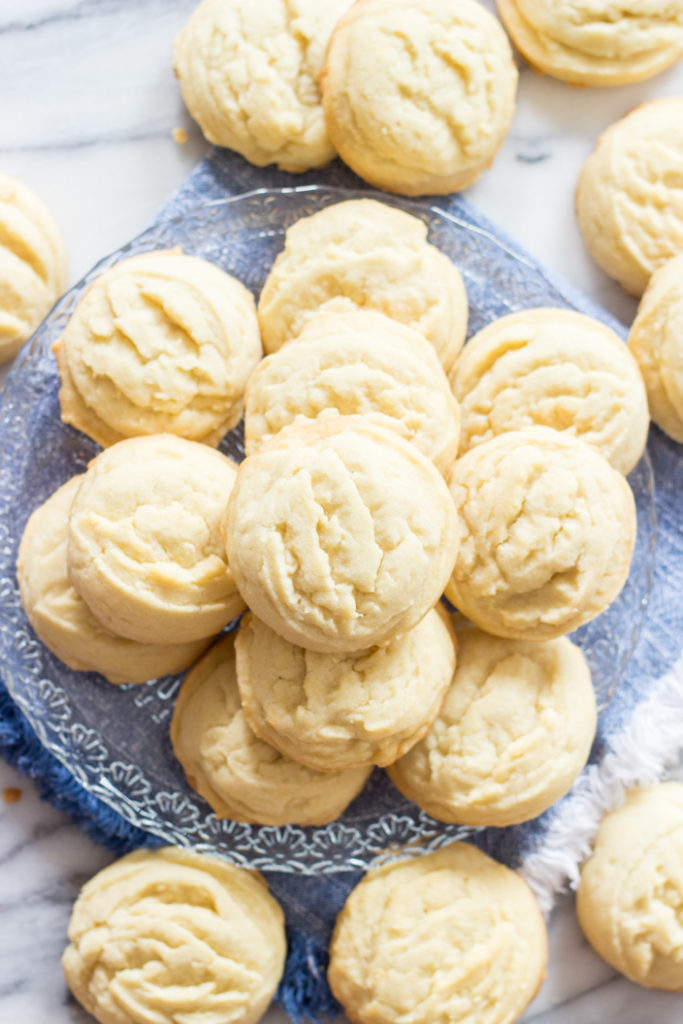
[1,1,683,1022]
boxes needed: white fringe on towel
[520,654,683,914]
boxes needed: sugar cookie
[173,0,353,172]
[234,607,456,773]
[171,633,371,825]
[244,309,461,471]
[224,416,459,653]
[62,846,286,1024]
[451,307,649,475]
[320,0,518,195]
[0,174,66,362]
[388,626,596,826]
[445,427,636,640]
[628,253,683,443]
[257,198,468,371]
[53,249,261,447]
[17,476,210,684]
[328,842,547,1024]
[67,435,244,645]
[577,782,683,990]
[576,98,683,297]
[497,0,683,86]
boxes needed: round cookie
[445,427,636,640]
[387,625,596,826]
[244,309,461,471]
[62,846,286,1024]
[328,842,547,1024]
[67,435,245,645]
[171,632,371,825]
[577,782,683,990]
[451,307,649,475]
[257,198,468,371]
[224,416,460,654]
[628,253,683,443]
[17,476,210,684]
[53,249,261,447]
[0,174,66,363]
[320,0,518,196]
[576,98,683,297]
[172,0,353,172]
[234,607,457,773]
[496,0,683,86]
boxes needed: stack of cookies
[9,2,683,1022]
[17,192,647,838]
[168,197,468,823]
[17,249,264,684]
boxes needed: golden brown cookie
[576,98,683,297]
[577,782,683,990]
[63,846,286,1024]
[257,198,468,371]
[497,0,683,86]
[451,307,649,475]
[244,309,461,471]
[171,633,371,825]
[234,607,457,772]
[321,0,518,195]
[53,249,261,447]
[0,174,66,362]
[628,253,683,442]
[173,0,353,171]
[67,435,245,645]
[388,625,596,826]
[328,842,547,1024]
[224,416,459,653]
[17,475,210,684]
[445,427,636,640]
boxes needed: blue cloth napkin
[2,148,682,1022]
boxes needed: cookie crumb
[3,787,22,803]
[172,127,189,145]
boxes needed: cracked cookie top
[320,0,518,195]
[224,415,459,653]
[257,198,468,371]
[67,434,244,646]
[576,98,683,296]
[171,632,371,825]
[53,249,261,447]
[234,606,456,772]
[388,624,596,826]
[578,782,683,990]
[451,307,649,476]
[63,846,286,1024]
[445,427,636,640]
[173,0,353,171]
[245,309,461,471]
[328,841,547,1024]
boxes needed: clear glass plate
[0,186,657,873]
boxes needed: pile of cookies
[6,1,683,1022]
[17,193,645,841]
